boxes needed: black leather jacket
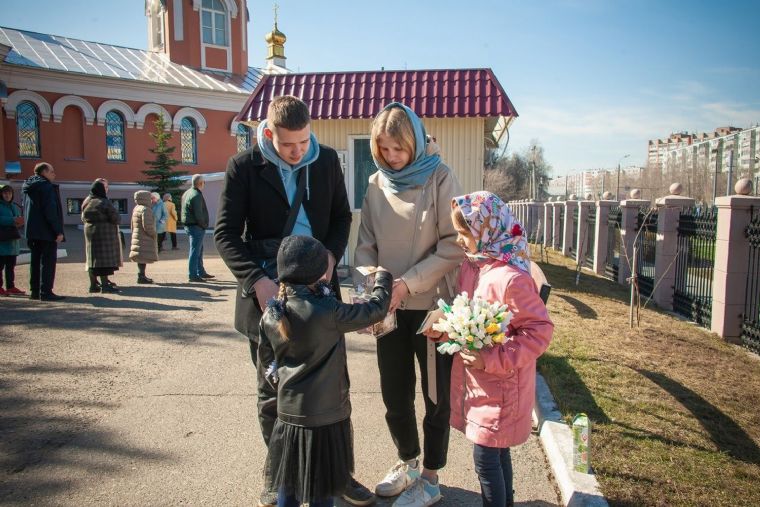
[258,271,392,427]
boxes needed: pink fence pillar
[551,203,562,250]
[711,192,760,340]
[562,200,578,257]
[593,200,616,276]
[618,197,649,285]
[653,191,694,310]
[543,202,554,247]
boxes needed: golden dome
[265,23,286,45]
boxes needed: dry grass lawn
[536,248,760,507]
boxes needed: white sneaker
[392,477,442,507]
[375,459,421,497]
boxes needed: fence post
[576,198,593,263]
[653,183,695,310]
[543,201,553,247]
[711,180,760,341]
[594,198,617,275]
[619,190,649,285]
[562,198,579,257]
[552,201,562,250]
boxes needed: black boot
[88,273,101,293]
[137,275,153,284]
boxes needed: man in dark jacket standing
[181,174,212,283]
[22,162,65,301]
[214,96,369,506]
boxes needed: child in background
[0,184,25,296]
[258,235,392,507]
[425,191,553,507]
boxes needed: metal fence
[584,206,596,269]
[673,207,717,328]
[605,206,622,280]
[742,208,760,354]
[571,208,579,260]
[635,207,658,298]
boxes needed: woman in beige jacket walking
[354,102,463,507]
[129,190,158,284]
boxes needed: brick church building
[0,0,279,224]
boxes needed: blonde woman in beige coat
[130,190,158,284]
[354,103,463,507]
[162,193,179,250]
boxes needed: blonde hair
[275,283,291,340]
[370,107,416,168]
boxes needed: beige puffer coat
[129,191,158,264]
[354,163,464,310]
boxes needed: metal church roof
[0,26,262,94]
[237,68,518,121]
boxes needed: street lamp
[616,154,630,199]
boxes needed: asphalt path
[0,227,560,506]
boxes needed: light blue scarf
[256,120,320,236]
[373,102,441,193]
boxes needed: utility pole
[616,154,630,200]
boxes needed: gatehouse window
[201,0,227,46]
[16,101,40,158]
[236,124,252,152]
[180,117,198,164]
[105,111,126,161]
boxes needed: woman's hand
[459,349,485,370]
[388,278,409,313]
[423,329,447,342]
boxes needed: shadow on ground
[0,366,170,504]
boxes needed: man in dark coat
[214,96,369,506]
[22,162,65,301]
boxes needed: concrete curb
[532,373,609,507]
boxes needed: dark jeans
[278,490,333,507]
[376,309,453,470]
[157,232,166,251]
[473,445,513,507]
[185,225,206,277]
[27,239,57,295]
[0,255,17,289]
[168,232,177,248]
[249,338,277,446]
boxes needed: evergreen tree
[141,115,187,202]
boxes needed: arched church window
[201,0,227,46]
[16,101,41,158]
[105,111,126,161]
[180,117,198,164]
[236,124,252,152]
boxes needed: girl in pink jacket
[426,191,554,507]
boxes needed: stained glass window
[16,101,40,158]
[105,111,125,161]
[236,124,251,152]
[181,117,198,164]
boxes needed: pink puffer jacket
[449,259,554,448]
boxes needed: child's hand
[459,350,485,370]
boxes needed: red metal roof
[237,68,518,122]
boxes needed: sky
[1,0,759,176]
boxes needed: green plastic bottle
[572,413,591,473]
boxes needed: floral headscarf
[452,191,531,273]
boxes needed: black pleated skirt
[264,418,354,503]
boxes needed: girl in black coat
[258,236,391,507]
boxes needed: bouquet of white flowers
[431,292,513,355]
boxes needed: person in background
[181,174,213,282]
[81,179,121,293]
[22,162,65,301]
[0,184,25,296]
[162,193,179,250]
[129,190,158,284]
[151,192,167,253]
